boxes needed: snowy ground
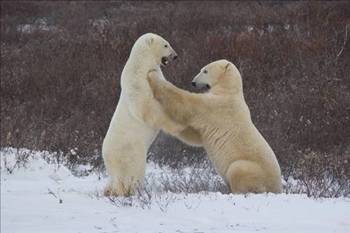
[1,149,349,233]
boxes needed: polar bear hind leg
[226,160,267,194]
[103,144,145,196]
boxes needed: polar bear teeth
[161,57,169,65]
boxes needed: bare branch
[336,23,349,59]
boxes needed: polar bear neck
[120,45,162,90]
[127,44,159,73]
[210,74,243,98]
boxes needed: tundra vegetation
[1,1,349,197]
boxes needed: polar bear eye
[203,70,208,74]
[164,44,168,48]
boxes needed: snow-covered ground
[1,149,349,233]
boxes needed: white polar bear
[147,60,282,194]
[102,33,189,196]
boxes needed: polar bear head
[191,59,242,94]
[131,33,177,66]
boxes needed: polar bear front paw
[147,68,160,81]
[148,68,157,73]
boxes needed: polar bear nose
[192,82,196,87]
[171,51,178,60]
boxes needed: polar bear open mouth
[161,57,169,66]
[192,82,211,91]
[200,84,211,92]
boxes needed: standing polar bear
[102,33,198,196]
[148,59,282,193]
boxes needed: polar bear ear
[224,62,232,73]
[146,36,154,47]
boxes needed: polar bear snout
[170,49,178,60]
[192,74,211,90]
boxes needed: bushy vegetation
[1,1,349,196]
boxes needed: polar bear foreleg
[147,71,204,125]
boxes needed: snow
[1,149,349,233]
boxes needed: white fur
[147,60,282,194]
[102,33,180,196]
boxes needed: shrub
[1,1,349,191]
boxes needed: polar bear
[102,33,199,196]
[147,59,282,193]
